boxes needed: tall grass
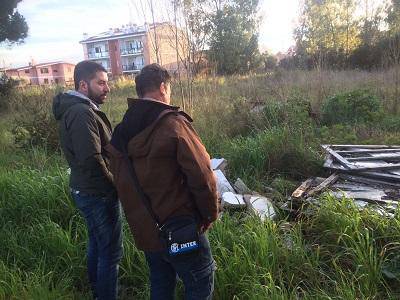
[1,70,400,298]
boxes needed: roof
[6,61,75,71]
[80,22,170,44]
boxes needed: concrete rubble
[211,158,276,221]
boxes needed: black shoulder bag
[121,147,200,256]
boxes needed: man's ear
[78,80,88,92]
[160,82,167,95]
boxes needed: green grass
[1,70,400,299]
[1,160,398,299]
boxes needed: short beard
[87,84,104,105]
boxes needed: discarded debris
[291,145,400,217]
[210,158,227,172]
[211,157,276,221]
[214,169,235,196]
[221,192,246,208]
[247,195,276,221]
[233,178,253,194]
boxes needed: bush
[9,88,60,151]
[321,89,384,125]
[262,94,314,128]
[221,127,323,189]
[13,112,59,151]
[0,74,18,111]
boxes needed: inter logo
[169,241,199,255]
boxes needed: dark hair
[135,63,171,98]
[74,60,107,90]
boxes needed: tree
[208,0,260,74]
[0,0,28,43]
[386,0,400,34]
[349,0,386,69]
[295,0,360,69]
[260,51,277,71]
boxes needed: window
[53,69,58,73]
[95,47,102,53]
[24,69,30,74]
[40,68,49,74]
[55,78,59,84]
[44,78,49,84]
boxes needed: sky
[0,0,300,68]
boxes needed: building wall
[108,40,122,75]
[82,44,88,60]
[59,64,74,85]
[81,24,187,76]
[35,65,55,85]
[144,24,188,72]
[6,63,75,86]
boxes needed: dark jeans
[145,233,216,300]
[71,191,123,300]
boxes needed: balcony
[120,48,143,56]
[87,52,109,59]
[122,64,144,73]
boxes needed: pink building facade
[80,23,184,77]
[5,62,75,86]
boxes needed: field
[0,69,400,299]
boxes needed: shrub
[0,74,18,111]
[262,94,315,128]
[321,89,384,125]
[13,112,59,151]
[10,88,60,151]
[221,127,323,189]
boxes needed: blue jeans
[145,233,216,300]
[71,191,123,300]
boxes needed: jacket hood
[111,98,186,153]
[52,91,92,120]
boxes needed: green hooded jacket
[53,91,115,196]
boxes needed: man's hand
[199,221,213,233]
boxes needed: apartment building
[80,22,185,76]
[5,61,75,86]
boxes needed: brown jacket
[106,103,218,251]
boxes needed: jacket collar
[66,90,100,110]
[127,97,179,110]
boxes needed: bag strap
[118,109,179,229]
[121,150,162,229]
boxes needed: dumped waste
[290,144,400,217]
[211,158,276,221]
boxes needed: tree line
[281,0,400,70]
[5,0,400,74]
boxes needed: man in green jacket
[53,61,122,300]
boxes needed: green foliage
[0,73,18,111]
[260,51,278,71]
[321,89,384,126]
[208,0,260,74]
[285,0,400,70]
[13,112,59,151]
[221,127,323,188]
[262,94,314,128]
[2,162,398,299]
[0,0,28,43]
[9,88,60,151]
[1,71,400,298]
[295,0,360,59]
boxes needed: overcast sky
[0,0,309,68]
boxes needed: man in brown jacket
[107,64,218,299]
